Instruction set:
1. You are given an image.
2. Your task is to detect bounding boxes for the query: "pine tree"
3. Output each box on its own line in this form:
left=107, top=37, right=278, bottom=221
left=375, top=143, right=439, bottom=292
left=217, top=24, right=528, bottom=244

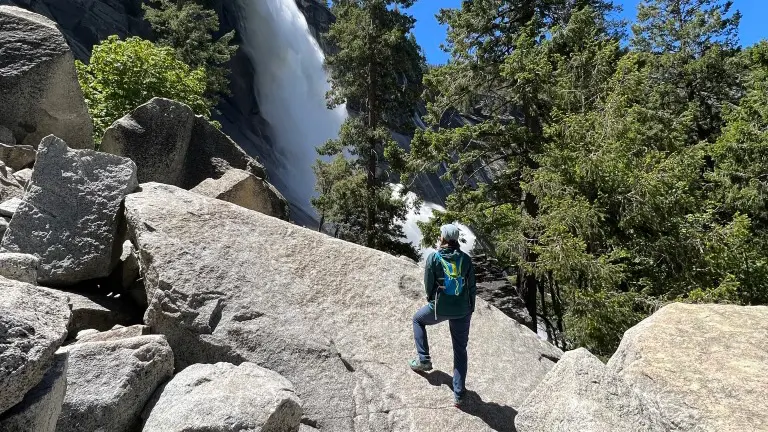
left=631, top=0, right=742, bottom=142
left=314, top=0, right=423, bottom=259
left=404, top=0, right=765, bottom=356
left=143, top=0, right=238, bottom=106
left=404, top=0, right=617, bottom=331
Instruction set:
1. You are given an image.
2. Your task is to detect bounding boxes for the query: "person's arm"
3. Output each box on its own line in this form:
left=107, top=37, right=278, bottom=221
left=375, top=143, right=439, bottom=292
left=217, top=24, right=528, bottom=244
left=424, top=252, right=436, bottom=301
left=467, top=256, right=477, bottom=312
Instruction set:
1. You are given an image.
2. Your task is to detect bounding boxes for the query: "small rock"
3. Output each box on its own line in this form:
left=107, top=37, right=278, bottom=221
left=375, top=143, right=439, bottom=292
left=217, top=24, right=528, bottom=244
left=12, top=168, right=32, bottom=189
left=101, top=98, right=194, bottom=186
left=0, top=143, right=35, bottom=170
left=1, top=135, right=138, bottom=285
left=56, top=335, right=174, bottom=432
left=0, top=277, right=71, bottom=414
left=0, top=6, right=94, bottom=149
left=0, top=352, right=68, bottom=432
left=75, top=324, right=150, bottom=344
left=142, top=362, right=302, bottom=432
left=191, top=168, right=289, bottom=220
left=0, top=252, right=39, bottom=284
left=0, top=124, right=15, bottom=145
left=0, top=197, right=23, bottom=217
left=75, top=329, right=99, bottom=340
left=0, top=161, right=23, bottom=202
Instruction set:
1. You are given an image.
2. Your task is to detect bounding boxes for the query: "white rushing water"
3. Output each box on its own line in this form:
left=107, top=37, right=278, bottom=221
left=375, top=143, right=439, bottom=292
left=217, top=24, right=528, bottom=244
left=236, top=0, right=475, bottom=257
left=236, top=0, right=347, bottom=214
left=396, top=186, right=477, bottom=261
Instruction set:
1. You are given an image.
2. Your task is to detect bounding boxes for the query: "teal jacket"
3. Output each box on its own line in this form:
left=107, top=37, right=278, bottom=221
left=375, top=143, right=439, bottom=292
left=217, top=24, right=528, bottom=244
left=424, top=246, right=476, bottom=318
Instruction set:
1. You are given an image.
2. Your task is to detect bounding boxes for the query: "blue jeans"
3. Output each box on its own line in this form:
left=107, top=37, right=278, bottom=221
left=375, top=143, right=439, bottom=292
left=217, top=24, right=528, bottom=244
left=412, top=304, right=472, bottom=397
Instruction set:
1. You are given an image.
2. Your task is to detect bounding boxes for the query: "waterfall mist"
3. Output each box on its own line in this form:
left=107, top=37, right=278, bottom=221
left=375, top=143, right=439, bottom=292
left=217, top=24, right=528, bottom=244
left=236, top=0, right=347, bottom=219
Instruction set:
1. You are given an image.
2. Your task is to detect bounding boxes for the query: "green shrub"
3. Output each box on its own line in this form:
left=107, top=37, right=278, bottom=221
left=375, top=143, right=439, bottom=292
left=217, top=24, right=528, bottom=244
left=76, top=36, right=212, bottom=144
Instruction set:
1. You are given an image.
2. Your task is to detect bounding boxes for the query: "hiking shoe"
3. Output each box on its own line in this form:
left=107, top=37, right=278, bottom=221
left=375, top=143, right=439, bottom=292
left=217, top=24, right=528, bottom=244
left=454, top=393, right=465, bottom=407
left=408, top=358, right=433, bottom=372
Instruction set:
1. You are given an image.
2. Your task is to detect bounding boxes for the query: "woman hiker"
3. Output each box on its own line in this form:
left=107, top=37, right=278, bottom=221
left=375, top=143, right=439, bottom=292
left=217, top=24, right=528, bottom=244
left=409, top=224, right=477, bottom=407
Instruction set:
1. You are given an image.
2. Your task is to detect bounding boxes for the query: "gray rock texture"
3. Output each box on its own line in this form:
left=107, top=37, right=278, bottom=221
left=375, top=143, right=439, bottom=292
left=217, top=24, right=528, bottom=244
left=11, top=168, right=31, bottom=189
left=0, top=143, right=35, bottom=170
left=56, top=335, right=174, bottom=432
left=74, top=329, right=99, bottom=340
left=191, top=168, right=289, bottom=220
left=0, top=196, right=22, bottom=217
left=74, top=324, right=150, bottom=344
left=188, top=112, right=267, bottom=184
left=1, top=135, right=138, bottom=285
left=101, top=97, right=194, bottom=187
left=142, top=362, right=302, bottom=432
left=0, top=252, right=39, bottom=284
left=515, top=348, right=667, bottom=432
left=64, top=291, right=139, bottom=336
left=125, top=183, right=562, bottom=431
left=0, top=6, right=93, bottom=149
left=0, top=216, right=9, bottom=236
left=0, top=124, right=15, bottom=144
left=607, top=302, right=768, bottom=432
left=0, top=0, right=151, bottom=61
left=101, top=98, right=266, bottom=189
left=0, top=277, right=70, bottom=414
left=0, top=352, right=68, bottom=432
left=0, top=161, right=23, bottom=202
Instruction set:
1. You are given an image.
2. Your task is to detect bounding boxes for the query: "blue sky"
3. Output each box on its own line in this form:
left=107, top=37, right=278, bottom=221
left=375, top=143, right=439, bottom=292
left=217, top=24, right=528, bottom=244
left=406, top=0, right=768, bottom=65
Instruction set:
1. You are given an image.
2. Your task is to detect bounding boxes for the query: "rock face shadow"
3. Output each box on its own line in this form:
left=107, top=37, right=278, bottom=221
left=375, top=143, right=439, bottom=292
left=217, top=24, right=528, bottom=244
left=414, top=369, right=518, bottom=432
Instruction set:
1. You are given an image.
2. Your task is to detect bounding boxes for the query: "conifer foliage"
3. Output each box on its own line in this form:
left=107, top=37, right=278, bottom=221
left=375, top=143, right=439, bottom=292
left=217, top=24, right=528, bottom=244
left=313, top=0, right=425, bottom=260
left=143, top=0, right=238, bottom=106
left=401, top=0, right=767, bottom=356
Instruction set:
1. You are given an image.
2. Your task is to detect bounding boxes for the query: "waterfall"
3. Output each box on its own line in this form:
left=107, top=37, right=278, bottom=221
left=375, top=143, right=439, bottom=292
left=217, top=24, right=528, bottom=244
left=235, top=0, right=347, bottom=218
left=235, top=0, right=475, bottom=258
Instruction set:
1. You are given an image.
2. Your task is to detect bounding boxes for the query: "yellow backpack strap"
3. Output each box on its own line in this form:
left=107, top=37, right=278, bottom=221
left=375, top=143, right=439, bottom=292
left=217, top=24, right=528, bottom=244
left=438, top=254, right=458, bottom=277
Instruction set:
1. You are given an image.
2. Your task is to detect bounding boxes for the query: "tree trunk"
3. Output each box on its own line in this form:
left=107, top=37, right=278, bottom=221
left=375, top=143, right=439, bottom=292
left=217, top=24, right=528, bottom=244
left=521, top=188, right=540, bottom=333
left=522, top=270, right=538, bottom=333
left=365, top=22, right=378, bottom=249
left=549, top=273, right=566, bottom=349
left=539, top=277, right=552, bottom=341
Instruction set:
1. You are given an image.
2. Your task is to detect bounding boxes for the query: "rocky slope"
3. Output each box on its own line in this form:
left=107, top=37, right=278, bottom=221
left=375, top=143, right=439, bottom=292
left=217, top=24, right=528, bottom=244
left=125, top=182, right=562, bottom=430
